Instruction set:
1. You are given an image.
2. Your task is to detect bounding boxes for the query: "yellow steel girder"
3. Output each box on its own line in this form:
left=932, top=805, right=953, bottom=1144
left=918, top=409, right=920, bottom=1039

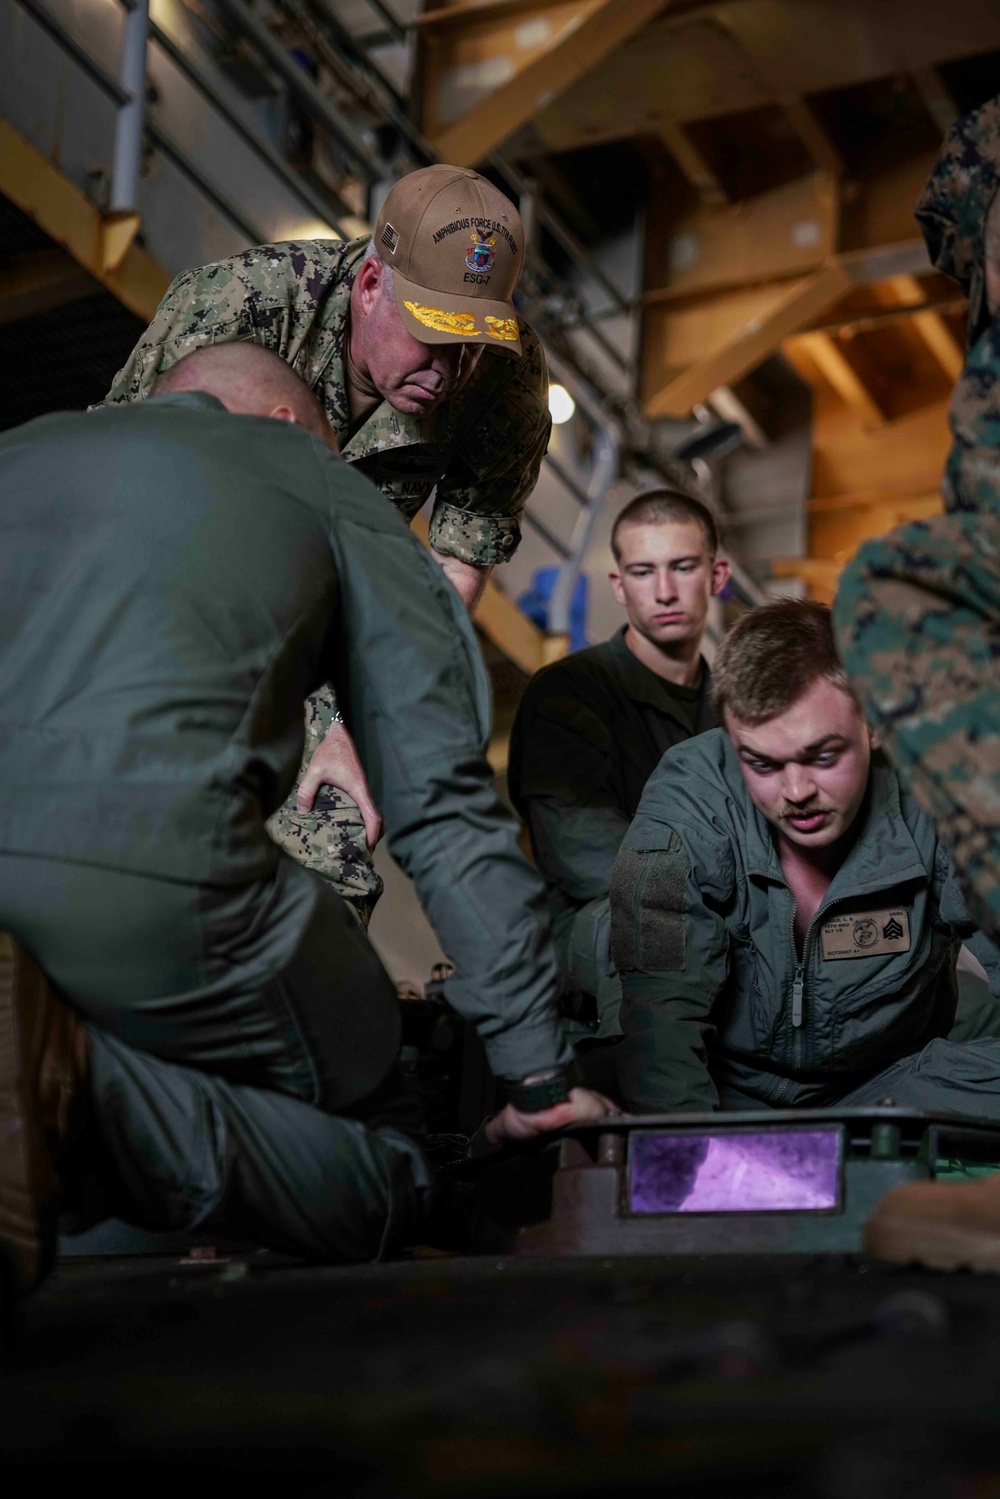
left=0, top=118, right=170, bottom=322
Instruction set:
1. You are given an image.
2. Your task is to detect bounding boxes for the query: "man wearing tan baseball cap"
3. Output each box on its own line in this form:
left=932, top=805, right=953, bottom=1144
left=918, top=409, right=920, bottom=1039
left=103, top=164, right=551, bottom=929
left=377, top=164, right=524, bottom=357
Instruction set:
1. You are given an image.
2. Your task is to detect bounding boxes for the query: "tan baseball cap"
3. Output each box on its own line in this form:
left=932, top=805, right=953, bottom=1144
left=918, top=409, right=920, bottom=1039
left=374, top=165, right=524, bottom=358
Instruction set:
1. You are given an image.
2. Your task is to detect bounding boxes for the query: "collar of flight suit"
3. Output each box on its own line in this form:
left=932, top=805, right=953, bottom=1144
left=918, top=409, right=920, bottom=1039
left=142, top=391, right=225, bottom=414
left=737, top=749, right=930, bottom=900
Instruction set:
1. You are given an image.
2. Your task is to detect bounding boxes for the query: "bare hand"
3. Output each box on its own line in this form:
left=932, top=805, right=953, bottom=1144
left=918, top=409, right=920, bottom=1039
left=430, top=547, right=491, bottom=612
left=295, top=719, right=383, bottom=850
left=483, top=1086, right=617, bottom=1150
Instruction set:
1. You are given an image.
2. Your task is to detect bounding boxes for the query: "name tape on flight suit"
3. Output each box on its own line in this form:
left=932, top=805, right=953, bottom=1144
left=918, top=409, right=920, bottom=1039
left=820, top=908, right=911, bottom=960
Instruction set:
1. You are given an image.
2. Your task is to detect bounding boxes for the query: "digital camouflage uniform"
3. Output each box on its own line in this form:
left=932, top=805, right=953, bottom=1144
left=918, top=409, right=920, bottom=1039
left=104, top=235, right=551, bottom=922
left=275, top=683, right=381, bottom=925
left=834, top=96, right=1000, bottom=944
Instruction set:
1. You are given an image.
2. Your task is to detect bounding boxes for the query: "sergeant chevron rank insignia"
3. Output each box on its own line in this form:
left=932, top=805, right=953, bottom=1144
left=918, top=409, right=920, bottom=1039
left=820, top=908, right=911, bottom=960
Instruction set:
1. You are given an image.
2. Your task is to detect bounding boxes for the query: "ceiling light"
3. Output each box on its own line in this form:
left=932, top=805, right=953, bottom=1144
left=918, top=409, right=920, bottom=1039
left=548, top=383, right=575, bottom=424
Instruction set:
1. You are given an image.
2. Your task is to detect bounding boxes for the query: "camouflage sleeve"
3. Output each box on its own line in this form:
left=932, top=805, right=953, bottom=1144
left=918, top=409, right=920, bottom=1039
left=944, top=318, right=1000, bottom=515
left=833, top=510, right=1000, bottom=944
left=103, top=259, right=265, bottom=404
left=102, top=241, right=350, bottom=406
left=265, top=683, right=382, bottom=930
left=428, top=324, right=551, bottom=568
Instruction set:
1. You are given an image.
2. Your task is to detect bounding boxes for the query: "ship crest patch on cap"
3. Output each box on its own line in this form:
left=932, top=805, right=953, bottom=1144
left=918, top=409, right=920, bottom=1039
left=465, top=228, right=496, bottom=274
left=380, top=222, right=400, bottom=255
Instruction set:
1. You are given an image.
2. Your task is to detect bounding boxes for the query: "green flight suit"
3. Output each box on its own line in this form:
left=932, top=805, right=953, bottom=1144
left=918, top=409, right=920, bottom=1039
left=611, top=729, right=1000, bottom=1116
left=102, top=235, right=552, bottom=921
left=0, top=394, right=571, bottom=1260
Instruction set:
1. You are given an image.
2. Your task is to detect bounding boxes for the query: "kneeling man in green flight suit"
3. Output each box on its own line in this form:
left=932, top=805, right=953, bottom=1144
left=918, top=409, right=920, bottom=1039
left=0, top=343, right=609, bottom=1301
left=611, top=597, right=1000, bottom=1116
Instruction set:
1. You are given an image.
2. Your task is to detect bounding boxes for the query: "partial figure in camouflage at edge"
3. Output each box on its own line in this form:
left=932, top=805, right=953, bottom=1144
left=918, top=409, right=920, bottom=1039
left=833, top=91, right=1000, bottom=942
left=103, top=165, right=550, bottom=925
left=832, top=94, right=1000, bottom=1272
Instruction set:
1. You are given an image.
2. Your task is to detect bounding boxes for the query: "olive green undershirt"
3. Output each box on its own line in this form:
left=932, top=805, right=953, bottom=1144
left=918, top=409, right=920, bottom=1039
left=621, top=631, right=704, bottom=736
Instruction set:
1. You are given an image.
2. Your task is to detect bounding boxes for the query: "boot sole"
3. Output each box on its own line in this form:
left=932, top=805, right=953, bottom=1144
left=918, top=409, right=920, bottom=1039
left=864, top=1210, right=1000, bottom=1274
left=0, top=935, right=58, bottom=1291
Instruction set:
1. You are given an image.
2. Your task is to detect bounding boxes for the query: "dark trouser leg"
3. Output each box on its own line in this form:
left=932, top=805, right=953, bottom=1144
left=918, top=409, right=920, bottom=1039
left=0, top=853, right=428, bottom=1260
left=88, top=1031, right=426, bottom=1260
left=834, top=513, right=1000, bottom=942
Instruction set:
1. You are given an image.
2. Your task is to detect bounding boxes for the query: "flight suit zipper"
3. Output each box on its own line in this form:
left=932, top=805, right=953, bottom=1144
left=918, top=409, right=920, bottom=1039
left=789, top=895, right=861, bottom=1073
left=787, top=891, right=805, bottom=1074
left=791, top=965, right=805, bottom=1027
left=752, top=869, right=877, bottom=1087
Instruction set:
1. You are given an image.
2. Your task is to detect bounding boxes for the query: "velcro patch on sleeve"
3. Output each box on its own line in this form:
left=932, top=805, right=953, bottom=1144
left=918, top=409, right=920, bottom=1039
left=610, top=836, right=688, bottom=973
left=610, top=849, right=646, bottom=973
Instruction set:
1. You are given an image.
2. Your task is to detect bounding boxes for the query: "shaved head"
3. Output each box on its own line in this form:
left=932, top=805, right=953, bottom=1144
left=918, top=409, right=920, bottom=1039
left=152, top=343, right=337, bottom=450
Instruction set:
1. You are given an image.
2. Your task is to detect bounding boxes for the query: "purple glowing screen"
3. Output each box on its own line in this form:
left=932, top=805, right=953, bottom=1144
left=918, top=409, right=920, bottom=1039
left=627, top=1128, right=842, bottom=1214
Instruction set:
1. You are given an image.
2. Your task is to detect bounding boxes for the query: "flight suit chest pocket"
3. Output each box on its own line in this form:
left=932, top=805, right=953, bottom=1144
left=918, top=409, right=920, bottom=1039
left=819, top=905, right=920, bottom=1027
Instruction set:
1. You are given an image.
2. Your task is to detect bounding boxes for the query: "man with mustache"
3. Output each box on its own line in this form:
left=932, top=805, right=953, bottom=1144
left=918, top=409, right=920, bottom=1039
left=610, top=598, right=1000, bottom=1115
left=103, top=165, right=548, bottom=927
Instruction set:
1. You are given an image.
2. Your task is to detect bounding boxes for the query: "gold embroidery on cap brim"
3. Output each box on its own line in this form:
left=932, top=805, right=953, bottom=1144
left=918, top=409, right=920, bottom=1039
left=403, top=301, right=482, bottom=336
left=485, top=315, right=518, bottom=342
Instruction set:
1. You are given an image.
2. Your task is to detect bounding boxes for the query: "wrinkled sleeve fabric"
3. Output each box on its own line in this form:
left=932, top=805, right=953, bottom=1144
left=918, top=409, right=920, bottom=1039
left=317, top=451, right=570, bottom=1082
left=526, top=799, right=630, bottom=907
left=512, top=682, right=630, bottom=905
left=611, top=819, right=732, bottom=1113
left=935, top=842, right=1000, bottom=999
left=427, top=325, right=551, bottom=567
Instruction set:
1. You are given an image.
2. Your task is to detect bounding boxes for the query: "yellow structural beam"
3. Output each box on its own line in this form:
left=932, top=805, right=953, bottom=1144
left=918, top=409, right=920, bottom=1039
left=421, top=0, right=667, bottom=167
left=771, top=555, right=844, bottom=592
left=643, top=171, right=840, bottom=307
left=531, top=0, right=996, bottom=155
left=0, top=119, right=170, bottom=322
left=0, top=246, right=101, bottom=326
left=643, top=263, right=851, bottom=420
left=888, top=273, right=964, bottom=384
left=790, top=332, right=888, bottom=430
left=640, top=143, right=943, bottom=419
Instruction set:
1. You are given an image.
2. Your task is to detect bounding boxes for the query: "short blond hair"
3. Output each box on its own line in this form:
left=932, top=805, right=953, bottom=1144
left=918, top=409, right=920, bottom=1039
left=711, top=599, right=857, bottom=726
left=611, top=488, right=719, bottom=563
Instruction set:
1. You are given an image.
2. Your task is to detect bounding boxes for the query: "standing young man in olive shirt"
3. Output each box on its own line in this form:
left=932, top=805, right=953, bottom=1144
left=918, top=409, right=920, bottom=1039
left=508, top=490, right=730, bottom=1051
